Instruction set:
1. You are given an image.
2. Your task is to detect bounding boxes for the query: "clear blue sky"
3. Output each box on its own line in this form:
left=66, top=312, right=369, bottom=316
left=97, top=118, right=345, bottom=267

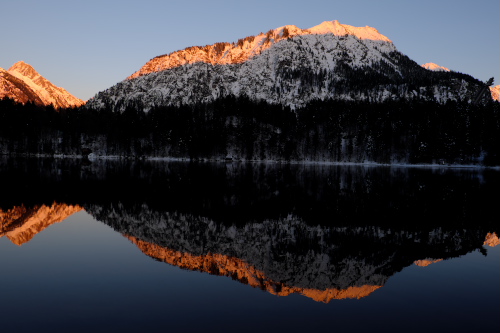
left=1, top=0, right=498, bottom=101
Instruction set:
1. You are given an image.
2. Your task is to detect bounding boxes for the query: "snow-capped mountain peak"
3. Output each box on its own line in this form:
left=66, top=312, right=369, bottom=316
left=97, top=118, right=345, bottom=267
left=9, top=60, right=40, bottom=80
left=307, top=20, right=392, bottom=42
left=421, top=62, right=450, bottom=72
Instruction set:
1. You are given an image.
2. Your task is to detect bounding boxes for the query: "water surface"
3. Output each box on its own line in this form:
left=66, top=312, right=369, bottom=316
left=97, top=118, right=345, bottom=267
left=1, top=158, right=498, bottom=332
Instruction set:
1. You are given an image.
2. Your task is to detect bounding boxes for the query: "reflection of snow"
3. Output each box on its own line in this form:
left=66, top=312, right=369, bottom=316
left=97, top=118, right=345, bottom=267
left=0, top=203, right=83, bottom=245
left=414, top=259, right=443, bottom=267
left=483, top=232, right=500, bottom=247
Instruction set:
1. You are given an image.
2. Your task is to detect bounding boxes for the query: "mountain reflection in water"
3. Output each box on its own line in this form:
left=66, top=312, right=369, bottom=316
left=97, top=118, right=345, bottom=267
left=0, top=157, right=498, bottom=303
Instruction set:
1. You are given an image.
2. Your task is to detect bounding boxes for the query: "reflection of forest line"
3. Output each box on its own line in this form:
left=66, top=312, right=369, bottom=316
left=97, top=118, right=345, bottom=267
left=1, top=157, right=499, bottom=228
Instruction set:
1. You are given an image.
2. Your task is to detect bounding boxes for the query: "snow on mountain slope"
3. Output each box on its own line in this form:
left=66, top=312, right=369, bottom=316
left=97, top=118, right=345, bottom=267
left=421, top=62, right=450, bottom=72
left=87, top=20, right=486, bottom=112
left=0, top=61, right=84, bottom=108
left=422, top=63, right=499, bottom=101
left=0, top=67, right=45, bottom=105
left=128, top=20, right=392, bottom=80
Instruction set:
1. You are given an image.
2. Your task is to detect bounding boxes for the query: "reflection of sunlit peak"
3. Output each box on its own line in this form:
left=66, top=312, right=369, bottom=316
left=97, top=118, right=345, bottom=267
left=414, top=259, right=443, bottom=267
left=125, top=235, right=382, bottom=303
left=299, top=285, right=382, bottom=302
left=483, top=233, right=500, bottom=247
left=0, top=203, right=83, bottom=246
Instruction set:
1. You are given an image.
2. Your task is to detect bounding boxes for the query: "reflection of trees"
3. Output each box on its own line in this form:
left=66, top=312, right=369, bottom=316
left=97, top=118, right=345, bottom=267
left=1, top=158, right=498, bottom=229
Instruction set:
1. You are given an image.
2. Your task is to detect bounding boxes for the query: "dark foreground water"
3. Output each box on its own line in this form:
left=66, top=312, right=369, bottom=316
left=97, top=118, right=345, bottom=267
left=0, top=158, right=499, bottom=333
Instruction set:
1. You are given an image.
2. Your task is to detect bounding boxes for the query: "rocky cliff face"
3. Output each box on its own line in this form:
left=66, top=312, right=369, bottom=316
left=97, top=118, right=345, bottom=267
left=0, top=61, right=84, bottom=108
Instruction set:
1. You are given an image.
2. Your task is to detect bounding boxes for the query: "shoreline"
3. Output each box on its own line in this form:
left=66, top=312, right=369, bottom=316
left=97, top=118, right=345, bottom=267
left=2, top=153, right=499, bottom=170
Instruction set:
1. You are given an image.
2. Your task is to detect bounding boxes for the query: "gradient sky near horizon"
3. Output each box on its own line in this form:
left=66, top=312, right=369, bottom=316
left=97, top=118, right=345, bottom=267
left=1, top=0, right=498, bottom=101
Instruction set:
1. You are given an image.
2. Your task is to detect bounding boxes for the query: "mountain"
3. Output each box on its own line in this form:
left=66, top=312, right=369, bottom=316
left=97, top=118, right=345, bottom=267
left=127, top=20, right=392, bottom=80
left=0, top=61, right=84, bottom=108
left=86, top=20, right=487, bottom=112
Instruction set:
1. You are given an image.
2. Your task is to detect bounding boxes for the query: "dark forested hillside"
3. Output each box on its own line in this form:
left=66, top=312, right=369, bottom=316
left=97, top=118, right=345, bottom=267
left=1, top=96, right=499, bottom=165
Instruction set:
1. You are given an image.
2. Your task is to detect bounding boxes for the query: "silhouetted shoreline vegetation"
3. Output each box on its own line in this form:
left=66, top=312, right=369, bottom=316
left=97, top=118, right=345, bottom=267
left=1, top=96, right=499, bottom=165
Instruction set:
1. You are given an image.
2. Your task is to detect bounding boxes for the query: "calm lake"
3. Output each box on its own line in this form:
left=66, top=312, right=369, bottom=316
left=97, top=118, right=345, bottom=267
left=1, top=158, right=499, bottom=333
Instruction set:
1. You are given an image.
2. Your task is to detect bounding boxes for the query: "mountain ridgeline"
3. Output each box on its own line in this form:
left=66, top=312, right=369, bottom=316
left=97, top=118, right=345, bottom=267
left=86, top=20, right=490, bottom=111
left=1, top=20, right=499, bottom=165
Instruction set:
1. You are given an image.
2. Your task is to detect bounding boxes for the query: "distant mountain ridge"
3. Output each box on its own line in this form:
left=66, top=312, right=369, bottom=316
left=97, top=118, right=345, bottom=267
left=0, top=61, right=84, bottom=108
left=420, top=62, right=498, bottom=101
left=86, top=20, right=490, bottom=112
